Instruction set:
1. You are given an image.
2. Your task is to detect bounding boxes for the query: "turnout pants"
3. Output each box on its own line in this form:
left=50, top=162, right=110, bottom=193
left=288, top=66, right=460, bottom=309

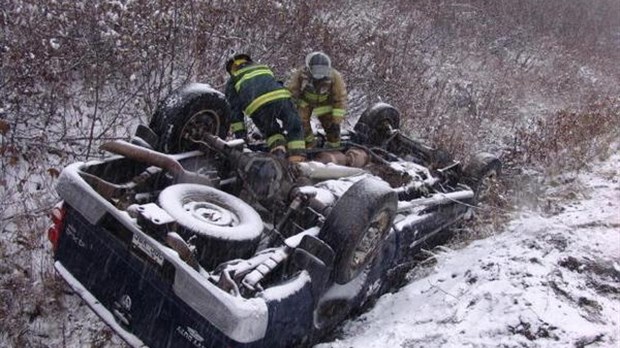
left=251, top=100, right=306, bottom=155
left=298, top=105, right=341, bottom=148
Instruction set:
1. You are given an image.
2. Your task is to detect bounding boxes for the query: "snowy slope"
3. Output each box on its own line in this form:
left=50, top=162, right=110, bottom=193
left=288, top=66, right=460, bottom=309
left=317, top=152, right=620, bottom=348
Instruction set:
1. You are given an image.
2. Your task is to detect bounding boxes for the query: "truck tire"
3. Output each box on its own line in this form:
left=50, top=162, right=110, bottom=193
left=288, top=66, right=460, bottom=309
left=353, top=103, right=400, bottom=146
left=158, top=184, right=263, bottom=269
left=463, top=152, right=502, bottom=203
left=150, top=84, right=230, bottom=153
left=319, top=177, right=398, bottom=284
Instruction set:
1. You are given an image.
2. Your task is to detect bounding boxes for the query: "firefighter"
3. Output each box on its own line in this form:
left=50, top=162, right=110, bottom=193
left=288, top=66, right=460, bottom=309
left=225, top=53, right=306, bottom=162
left=286, top=51, right=347, bottom=148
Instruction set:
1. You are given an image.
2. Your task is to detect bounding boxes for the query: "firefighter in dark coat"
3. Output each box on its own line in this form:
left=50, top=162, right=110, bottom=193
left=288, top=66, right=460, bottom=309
left=225, top=53, right=306, bottom=162
left=286, top=51, right=347, bottom=148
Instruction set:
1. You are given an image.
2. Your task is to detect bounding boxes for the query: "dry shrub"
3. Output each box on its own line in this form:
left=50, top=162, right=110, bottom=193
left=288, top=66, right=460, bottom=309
left=491, top=97, right=619, bottom=215
left=455, top=178, right=512, bottom=243
left=513, top=98, right=619, bottom=175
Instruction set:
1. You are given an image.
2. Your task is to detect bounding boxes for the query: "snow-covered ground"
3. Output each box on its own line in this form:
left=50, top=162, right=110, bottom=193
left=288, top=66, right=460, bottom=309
left=317, top=152, right=620, bottom=348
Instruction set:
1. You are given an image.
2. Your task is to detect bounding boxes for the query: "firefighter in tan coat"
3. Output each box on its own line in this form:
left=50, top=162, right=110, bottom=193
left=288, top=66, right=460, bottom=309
left=286, top=52, right=347, bottom=148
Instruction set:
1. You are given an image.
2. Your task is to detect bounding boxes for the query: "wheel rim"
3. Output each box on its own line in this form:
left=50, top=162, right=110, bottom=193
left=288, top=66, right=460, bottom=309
left=178, top=109, right=221, bottom=150
left=477, top=169, right=498, bottom=201
left=183, top=200, right=239, bottom=228
left=349, top=209, right=391, bottom=276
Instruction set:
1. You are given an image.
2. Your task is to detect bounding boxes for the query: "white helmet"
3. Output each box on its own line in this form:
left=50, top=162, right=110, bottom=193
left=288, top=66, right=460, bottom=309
left=305, top=51, right=332, bottom=79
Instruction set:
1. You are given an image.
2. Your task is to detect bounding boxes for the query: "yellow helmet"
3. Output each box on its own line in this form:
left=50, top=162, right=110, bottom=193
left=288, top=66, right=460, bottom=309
left=225, top=53, right=252, bottom=73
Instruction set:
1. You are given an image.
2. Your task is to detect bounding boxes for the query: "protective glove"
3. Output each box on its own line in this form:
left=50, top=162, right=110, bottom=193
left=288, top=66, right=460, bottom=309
left=269, top=145, right=287, bottom=159
left=234, top=130, right=248, bottom=140
left=319, top=115, right=333, bottom=130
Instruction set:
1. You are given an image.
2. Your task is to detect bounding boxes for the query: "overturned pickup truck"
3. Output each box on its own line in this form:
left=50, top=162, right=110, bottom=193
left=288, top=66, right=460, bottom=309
left=48, top=84, right=501, bottom=348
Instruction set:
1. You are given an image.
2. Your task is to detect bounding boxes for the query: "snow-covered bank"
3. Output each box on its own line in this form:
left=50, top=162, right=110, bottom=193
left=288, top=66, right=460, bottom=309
left=317, top=153, right=620, bottom=348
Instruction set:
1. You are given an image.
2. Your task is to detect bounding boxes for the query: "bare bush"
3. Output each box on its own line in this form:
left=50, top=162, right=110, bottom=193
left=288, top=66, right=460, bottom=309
left=512, top=98, right=620, bottom=174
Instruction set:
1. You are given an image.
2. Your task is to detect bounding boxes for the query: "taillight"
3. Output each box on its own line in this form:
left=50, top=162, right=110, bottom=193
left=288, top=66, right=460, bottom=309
left=47, top=202, right=66, bottom=252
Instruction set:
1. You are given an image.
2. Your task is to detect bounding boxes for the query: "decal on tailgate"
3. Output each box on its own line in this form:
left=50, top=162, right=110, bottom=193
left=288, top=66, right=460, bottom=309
left=65, top=224, right=88, bottom=249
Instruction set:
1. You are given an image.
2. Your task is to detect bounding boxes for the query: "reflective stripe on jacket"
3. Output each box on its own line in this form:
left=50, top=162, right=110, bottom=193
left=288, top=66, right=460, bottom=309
left=226, top=63, right=292, bottom=131
left=286, top=67, right=347, bottom=119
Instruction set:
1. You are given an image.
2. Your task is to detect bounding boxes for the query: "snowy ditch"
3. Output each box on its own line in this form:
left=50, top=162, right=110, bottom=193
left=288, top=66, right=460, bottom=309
left=317, top=153, right=619, bottom=348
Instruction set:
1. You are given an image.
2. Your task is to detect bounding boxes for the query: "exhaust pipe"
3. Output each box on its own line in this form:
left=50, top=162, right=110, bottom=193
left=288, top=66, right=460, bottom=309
left=100, top=140, right=216, bottom=186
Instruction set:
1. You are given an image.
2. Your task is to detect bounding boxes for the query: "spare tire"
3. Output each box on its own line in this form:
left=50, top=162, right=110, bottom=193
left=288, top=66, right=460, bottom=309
left=318, top=177, right=398, bottom=284
left=158, top=184, right=263, bottom=269
left=150, top=83, right=230, bottom=153
left=353, top=103, right=401, bottom=146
